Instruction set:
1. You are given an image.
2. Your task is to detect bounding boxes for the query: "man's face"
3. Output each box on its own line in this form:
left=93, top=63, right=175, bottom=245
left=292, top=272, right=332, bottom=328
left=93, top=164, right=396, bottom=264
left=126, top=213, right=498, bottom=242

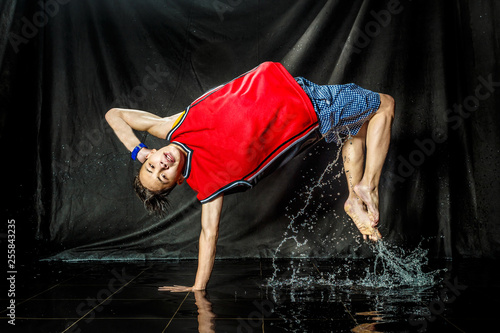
left=139, top=144, right=186, bottom=191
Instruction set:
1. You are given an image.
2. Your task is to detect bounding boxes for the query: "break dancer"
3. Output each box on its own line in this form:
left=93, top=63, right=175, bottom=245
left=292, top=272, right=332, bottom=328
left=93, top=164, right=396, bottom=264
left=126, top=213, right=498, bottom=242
left=105, top=62, right=395, bottom=292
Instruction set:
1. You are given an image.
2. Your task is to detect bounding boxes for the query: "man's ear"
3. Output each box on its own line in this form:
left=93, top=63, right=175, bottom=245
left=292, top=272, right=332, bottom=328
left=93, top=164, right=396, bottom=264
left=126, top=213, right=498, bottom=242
left=145, top=149, right=157, bottom=159
left=138, top=148, right=155, bottom=164
left=177, top=175, right=185, bottom=185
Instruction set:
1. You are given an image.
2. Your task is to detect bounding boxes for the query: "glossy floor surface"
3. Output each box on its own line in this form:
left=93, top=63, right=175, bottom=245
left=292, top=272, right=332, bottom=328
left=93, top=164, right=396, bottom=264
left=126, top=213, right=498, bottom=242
left=1, top=258, right=497, bottom=332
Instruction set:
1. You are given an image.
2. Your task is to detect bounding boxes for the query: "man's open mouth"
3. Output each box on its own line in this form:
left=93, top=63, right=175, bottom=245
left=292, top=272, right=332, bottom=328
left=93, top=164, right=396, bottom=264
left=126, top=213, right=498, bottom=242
left=165, top=152, right=175, bottom=164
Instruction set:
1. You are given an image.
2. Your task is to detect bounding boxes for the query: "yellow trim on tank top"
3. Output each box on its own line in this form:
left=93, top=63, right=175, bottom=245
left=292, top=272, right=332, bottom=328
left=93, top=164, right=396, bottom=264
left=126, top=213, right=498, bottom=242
left=172, top=110, right=186, bottom=128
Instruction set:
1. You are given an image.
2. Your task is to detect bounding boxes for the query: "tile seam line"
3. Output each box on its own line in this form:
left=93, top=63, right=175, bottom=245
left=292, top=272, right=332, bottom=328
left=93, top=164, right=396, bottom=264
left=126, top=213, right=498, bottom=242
left=316, top=260, right=358, bottom=326
left=340, top=298, right=358, bottom=326
left=416, top=300, right=467, bottom=333
left=439, top=315, right=467, bottom=333
left=60, top=267, right=150, bottom=333
left=0, top=266, right=96, bottom=314
left=311, top=260, right=321, bottom=275
left=162, top=291, right=191, bottom=332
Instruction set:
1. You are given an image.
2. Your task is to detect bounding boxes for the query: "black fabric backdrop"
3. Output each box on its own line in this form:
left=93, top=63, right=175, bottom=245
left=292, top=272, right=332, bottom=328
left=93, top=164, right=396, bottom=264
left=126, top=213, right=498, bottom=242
left=2, top=0, right=500, bottom=261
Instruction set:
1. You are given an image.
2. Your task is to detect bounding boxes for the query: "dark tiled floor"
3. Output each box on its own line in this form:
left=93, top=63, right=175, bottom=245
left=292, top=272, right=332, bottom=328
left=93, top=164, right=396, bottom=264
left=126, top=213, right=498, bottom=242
left=1, top=258, right=498, bottom=332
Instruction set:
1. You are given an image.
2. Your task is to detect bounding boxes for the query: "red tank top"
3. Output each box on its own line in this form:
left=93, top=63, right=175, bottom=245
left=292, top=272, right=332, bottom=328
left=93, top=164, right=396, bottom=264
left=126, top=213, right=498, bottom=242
left=167, top=62, right=319, bottom=203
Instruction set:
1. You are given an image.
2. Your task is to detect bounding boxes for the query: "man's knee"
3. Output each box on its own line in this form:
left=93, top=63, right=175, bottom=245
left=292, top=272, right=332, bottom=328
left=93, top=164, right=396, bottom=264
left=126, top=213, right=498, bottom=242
left=378, top=93, right=395, bottom=120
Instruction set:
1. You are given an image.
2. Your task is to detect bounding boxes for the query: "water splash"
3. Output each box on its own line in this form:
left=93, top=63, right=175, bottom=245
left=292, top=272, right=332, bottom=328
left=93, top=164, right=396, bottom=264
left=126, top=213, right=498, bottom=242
left=268, top=240, right=444, bottom=290
left=268, top=140, right=444, bottom=292
left=269, top=142, right=344, bottom=285
left=264, top=139, right=448, bottom=333
left=357, top=240, right=443, bottom=289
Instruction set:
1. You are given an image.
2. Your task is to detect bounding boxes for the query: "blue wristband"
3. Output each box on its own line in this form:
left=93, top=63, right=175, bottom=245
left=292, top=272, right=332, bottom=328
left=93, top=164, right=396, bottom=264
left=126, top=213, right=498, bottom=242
left=131, top=143, right=147, bottom=160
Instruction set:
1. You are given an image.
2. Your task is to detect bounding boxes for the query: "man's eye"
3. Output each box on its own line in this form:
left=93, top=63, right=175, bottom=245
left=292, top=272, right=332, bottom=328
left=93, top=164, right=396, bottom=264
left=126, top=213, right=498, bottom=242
left=149, top=163, right=154, bottom=169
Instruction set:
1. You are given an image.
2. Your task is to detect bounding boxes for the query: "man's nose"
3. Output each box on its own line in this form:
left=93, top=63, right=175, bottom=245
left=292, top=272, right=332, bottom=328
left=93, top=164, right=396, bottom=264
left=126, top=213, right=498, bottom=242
left=159, top=161, right=169, bottom=169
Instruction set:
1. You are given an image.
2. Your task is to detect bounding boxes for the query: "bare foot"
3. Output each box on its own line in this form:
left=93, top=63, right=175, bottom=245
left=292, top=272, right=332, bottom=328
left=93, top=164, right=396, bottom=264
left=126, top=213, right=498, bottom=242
left=353, top=183, right=380, bottom=227
left=344, top=196, right=382, bottom=241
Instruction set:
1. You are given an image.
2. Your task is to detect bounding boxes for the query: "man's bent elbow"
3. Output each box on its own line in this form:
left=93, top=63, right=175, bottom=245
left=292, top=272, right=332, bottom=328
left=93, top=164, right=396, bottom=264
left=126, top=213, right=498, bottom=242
left=105, top=108, right=118, bottom=121
left=105, top=108, right=123, bottom=127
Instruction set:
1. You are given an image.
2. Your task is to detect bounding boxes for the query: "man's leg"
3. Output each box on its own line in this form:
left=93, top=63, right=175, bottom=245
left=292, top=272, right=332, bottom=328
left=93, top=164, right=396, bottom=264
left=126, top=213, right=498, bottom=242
left=342, top=123, right=382, bottom=241
left=354, top=93, right=395, bottom=227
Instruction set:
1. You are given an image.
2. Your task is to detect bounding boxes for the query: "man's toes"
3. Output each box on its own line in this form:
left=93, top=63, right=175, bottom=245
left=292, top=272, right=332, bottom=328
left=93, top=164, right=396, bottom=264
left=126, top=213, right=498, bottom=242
left=368, top=211, right=380, bottom=225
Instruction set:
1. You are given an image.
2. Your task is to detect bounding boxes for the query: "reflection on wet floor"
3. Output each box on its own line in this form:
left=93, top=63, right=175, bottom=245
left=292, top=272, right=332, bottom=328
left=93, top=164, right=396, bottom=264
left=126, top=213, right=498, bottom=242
left=0, top=258, right=496, bottom=332
left=352, top=311, right=384, bottom=333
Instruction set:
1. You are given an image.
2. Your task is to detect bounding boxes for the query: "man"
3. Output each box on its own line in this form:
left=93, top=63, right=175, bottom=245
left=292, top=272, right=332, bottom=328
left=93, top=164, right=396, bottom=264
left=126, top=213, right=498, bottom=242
left=105, top=62, right=395, bottom=292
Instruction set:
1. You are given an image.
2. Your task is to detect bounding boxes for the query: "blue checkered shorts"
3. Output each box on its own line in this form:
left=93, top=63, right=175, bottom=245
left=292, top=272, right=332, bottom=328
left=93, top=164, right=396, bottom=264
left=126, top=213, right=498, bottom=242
left=295, top=77, right=381, bottom=144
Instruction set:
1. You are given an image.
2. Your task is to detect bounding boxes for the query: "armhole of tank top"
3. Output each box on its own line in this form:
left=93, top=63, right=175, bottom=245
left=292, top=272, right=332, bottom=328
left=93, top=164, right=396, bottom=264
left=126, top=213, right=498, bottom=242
left=166, top=107, right=189, bottom=140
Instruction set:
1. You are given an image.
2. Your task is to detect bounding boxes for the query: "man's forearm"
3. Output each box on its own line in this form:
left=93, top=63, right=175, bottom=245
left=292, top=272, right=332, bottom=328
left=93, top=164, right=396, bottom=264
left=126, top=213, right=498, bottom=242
left=193, top=196, right=224, bottom=290
left=105, top=108, right=178, bottom=151
left=105, top=109, right=141, bottom=151
left=193, top=230, right=218, bottom=290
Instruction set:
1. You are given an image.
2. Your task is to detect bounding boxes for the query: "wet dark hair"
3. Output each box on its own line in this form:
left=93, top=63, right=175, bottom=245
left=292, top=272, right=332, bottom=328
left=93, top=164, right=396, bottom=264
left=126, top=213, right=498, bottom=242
left=133, top=174, right=176, bottom=216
